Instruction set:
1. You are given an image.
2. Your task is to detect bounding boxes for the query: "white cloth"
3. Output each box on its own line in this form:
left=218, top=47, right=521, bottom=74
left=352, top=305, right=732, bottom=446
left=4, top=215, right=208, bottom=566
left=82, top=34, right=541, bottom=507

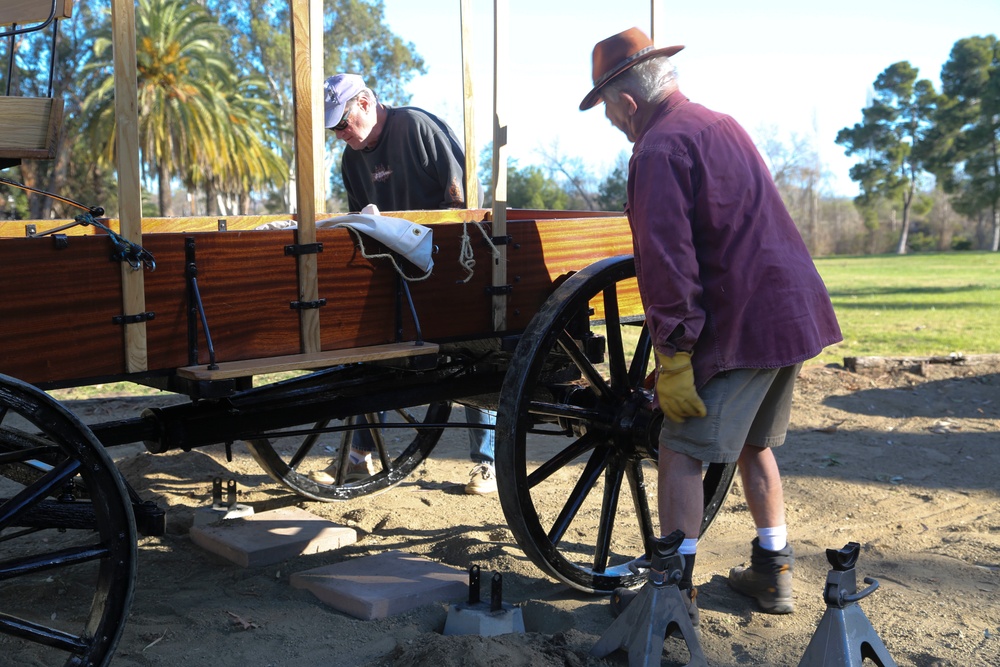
left=318, top=204, right=433, bottom=273
left=254, top=205, right=434, bottom=273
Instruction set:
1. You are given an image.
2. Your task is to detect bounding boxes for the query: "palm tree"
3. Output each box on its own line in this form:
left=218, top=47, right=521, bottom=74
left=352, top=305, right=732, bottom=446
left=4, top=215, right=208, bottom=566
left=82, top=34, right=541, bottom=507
left=81, top=0, right=284, bottom=215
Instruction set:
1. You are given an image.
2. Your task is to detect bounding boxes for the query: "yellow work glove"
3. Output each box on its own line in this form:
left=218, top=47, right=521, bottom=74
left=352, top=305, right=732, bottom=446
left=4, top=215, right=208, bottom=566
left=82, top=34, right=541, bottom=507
left=654, top=350, right=707, bottom=424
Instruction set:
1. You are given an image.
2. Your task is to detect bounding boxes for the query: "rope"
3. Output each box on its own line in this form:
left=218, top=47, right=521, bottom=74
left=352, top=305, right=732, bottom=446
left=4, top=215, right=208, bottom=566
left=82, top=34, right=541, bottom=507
left=0, top=176, right=155, bottom=271
left=343, top=227, right=431, bottom=282
left=458, top=220, right=501, bottom=283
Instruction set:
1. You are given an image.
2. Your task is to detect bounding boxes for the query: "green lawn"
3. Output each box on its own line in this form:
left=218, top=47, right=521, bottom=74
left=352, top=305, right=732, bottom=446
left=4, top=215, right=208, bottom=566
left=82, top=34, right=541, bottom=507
left=812, top=252, right=1000, bottom=367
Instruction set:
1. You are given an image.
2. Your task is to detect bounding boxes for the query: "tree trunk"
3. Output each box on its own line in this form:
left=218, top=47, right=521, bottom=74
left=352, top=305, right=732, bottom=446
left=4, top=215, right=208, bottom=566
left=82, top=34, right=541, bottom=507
left=992, top=209, right=999, bottom=252
left=158, top=166, right=172, bottom=216
left=895, top=182, right=915, bottom=255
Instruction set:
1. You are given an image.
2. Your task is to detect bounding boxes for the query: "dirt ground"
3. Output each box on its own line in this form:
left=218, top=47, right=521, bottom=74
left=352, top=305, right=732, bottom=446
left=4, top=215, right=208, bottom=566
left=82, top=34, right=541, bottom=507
left=59, top=359, right=1000, bottom=666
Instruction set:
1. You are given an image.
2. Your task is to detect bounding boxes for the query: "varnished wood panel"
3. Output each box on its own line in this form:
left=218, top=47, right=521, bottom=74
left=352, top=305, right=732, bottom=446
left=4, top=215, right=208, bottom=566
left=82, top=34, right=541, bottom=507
left=0, top=213, right=637, bottom=387
left=0, top=236, right=125, bottom=384
left=141, top=231, right=303, bottom=371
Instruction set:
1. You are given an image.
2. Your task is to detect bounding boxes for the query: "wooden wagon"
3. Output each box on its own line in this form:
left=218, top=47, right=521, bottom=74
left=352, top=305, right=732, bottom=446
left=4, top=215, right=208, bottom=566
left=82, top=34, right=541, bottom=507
left=0, top=2, right=735, bottom=665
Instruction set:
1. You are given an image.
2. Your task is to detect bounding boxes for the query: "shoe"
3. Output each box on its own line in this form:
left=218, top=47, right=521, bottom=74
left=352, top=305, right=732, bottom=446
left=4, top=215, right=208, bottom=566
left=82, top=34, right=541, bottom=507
left=464, top=463, right=497, bottom=495
left=309, top=457, right=377, bottom=485
left=610, top=585, right=700, bottom=636
left=727, top=537, right=795, bottom=614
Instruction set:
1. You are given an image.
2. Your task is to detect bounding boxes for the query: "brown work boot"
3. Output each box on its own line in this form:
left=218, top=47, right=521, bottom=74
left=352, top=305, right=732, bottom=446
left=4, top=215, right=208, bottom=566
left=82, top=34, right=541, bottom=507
left=728, top=537, right=794, bottom=614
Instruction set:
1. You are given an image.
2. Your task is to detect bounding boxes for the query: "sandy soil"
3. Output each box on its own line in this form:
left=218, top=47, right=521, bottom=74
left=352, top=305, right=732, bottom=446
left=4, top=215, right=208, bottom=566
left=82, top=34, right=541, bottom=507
left=50, top=360, right=1000, bottom=666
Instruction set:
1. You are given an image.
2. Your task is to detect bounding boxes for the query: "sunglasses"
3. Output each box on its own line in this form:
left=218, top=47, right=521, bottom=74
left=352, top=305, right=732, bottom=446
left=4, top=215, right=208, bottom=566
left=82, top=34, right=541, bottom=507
left=330, top=99, right=356, bottom=132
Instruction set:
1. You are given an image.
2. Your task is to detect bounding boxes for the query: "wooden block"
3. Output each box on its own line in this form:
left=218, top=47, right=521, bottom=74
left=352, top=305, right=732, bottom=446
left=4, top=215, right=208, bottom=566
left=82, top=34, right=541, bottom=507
left=189, top=506, right=357, bottom=568
left=290, top=550, right=469, bottom=620
left=0, top=0, right=73, bottom=26
left=0, top=97, right=63, bottom=159
left=176, top=342, right=439, bottom=381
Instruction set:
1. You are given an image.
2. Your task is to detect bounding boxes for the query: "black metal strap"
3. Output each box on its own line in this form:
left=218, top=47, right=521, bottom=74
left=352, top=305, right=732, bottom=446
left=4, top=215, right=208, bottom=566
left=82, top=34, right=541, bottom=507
left=284, top=243, right=323, bottom=256
left=112, top=312, right=155, bottom=325
left=290, top=299, right=326, bottom=310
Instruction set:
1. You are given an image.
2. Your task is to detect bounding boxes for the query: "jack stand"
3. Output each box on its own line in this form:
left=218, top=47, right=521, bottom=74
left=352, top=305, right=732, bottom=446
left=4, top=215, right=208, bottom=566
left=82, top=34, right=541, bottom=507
left=591, top=530, right=706, bottom=667
left=798, top=542, right=897, bottom=667
left=193, top=477, right=254, bottom=527
left=443, top=565, right=525, bottom=637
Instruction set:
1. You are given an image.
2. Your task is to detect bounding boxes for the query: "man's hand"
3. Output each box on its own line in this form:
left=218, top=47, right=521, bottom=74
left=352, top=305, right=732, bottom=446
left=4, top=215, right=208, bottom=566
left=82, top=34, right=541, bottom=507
left=654, top=351, right=706, bottom=423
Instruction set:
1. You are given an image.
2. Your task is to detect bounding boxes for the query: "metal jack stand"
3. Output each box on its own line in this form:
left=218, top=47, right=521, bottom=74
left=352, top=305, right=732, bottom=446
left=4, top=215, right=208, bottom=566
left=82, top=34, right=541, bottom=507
left=798, top=542, right=897, bottom=667
left=592, top=530, right=706, bottom=667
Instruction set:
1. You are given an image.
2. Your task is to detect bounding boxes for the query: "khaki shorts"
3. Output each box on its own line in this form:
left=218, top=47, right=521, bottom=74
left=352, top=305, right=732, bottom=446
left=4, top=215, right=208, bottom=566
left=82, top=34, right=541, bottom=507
left=659, top=364, right=802, bottom=464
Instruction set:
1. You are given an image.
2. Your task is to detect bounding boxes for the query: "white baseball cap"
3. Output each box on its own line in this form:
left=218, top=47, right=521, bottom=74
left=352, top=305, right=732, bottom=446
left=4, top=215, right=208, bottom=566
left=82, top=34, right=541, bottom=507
left=323, top=73, right=365, bottom=129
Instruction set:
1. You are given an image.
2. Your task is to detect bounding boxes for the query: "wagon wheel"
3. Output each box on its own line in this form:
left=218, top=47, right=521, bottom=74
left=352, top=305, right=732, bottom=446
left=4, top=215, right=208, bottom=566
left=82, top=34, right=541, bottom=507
left=0, top=374, right=136, bottom=667
left=246, top=401, right=452, bottom=501
left=496, top=256, right=736, bottom=594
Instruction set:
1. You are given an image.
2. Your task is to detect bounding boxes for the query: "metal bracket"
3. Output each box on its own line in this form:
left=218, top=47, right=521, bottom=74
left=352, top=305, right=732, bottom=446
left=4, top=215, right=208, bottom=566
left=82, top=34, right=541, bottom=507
left=490, top=234, right=512, bottom=246
left=284, top=242, right=323, bottom=256
left=113, top=311, right=155, bottom=325
left=485, top=285, right=513, bottom=295
left=290, top=299, right=326, bottom=310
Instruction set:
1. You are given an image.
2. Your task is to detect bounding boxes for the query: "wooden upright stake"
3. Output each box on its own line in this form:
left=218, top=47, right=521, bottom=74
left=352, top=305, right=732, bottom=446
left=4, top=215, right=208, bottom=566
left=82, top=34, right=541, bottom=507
left=490, top=0, right=508, bottom=332
left=111, top=0, right=146, bottom=373
left=289, top=0, right=324, bottom=354
left=460, top=0, right=478, bottom=209
left=650, top=0, right=662, bottom=44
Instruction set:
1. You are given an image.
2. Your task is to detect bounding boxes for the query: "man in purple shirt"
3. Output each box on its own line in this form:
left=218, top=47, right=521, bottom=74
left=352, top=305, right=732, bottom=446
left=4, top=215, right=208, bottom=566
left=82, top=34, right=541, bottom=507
left=580, top=28, right=842, bottom=627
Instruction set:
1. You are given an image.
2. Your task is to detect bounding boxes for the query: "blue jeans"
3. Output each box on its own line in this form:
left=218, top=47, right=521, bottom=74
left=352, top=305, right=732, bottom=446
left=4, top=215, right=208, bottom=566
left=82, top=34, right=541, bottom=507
left=465, top=406, right=495, bottom=465
left=351, top=405, right=495, bottom=464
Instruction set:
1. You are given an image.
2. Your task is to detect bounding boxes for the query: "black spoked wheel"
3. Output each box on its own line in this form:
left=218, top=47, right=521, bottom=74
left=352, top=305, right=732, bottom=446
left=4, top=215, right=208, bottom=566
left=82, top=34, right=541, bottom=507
left=496, top=256, right=736, bottom=594
left=246, top=402, right=452, bottom=501
left=0, top=374, right=136, bottom=667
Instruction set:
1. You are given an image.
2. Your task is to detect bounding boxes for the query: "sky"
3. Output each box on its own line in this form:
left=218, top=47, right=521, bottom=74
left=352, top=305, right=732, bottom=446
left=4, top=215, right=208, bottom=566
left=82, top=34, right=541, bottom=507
left=376, top=0, right=1000, bottom=198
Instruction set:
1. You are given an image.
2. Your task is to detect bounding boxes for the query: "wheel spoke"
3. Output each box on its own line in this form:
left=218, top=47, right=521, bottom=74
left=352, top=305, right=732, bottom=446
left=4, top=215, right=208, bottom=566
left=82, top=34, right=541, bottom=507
left=288, top=419, right=330, bottom=469
left=628, top=322, right=653, bottom=388
left=0, top=612, right=89, bottom=654
left=0, top=458, right=81, bottom=532
left=556, top=330, right=613, bottom=400
left=602, top=283, right=628, bottom=393
left=526, top=400, right=602, bottom=424
left=525, top=429, right=600, bottom=489
left=625, top=459, right=656, bottom=556
left=591, top=453, right=627, bottom=573
left=547, top=446, right=611, bottom=546
left=0, top=542, right=110, bottom=582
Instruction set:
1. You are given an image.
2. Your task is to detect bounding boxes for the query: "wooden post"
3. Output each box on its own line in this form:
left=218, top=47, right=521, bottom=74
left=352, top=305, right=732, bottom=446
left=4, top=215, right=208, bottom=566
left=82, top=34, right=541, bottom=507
left=289, top=0, right=324, bottom=354
left=111, top=0, right=146, bottom=373
left=490, top=0, right=508, bottom=332
left=650, top=0, right=661, bottom=44
left=460, top=0, right=478, bottom=209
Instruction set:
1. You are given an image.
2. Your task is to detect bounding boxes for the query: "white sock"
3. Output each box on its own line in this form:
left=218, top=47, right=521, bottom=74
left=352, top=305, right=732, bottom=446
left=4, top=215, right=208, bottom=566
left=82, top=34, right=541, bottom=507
left=677, top=537, right=698, bottom=556
left=349, top=450, right=373, bottom=464
left=757, top=525, right=787, bottom=552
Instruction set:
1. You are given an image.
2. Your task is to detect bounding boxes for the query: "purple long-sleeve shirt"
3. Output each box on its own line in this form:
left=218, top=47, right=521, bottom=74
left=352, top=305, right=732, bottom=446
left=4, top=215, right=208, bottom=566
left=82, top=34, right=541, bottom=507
left=626, top=90, right=842, bottom=388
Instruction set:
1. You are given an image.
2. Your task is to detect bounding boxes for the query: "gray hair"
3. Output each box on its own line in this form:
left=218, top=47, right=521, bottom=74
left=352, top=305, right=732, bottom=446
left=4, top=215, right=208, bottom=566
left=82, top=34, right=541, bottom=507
left=602, top=56, right=677, bottom=104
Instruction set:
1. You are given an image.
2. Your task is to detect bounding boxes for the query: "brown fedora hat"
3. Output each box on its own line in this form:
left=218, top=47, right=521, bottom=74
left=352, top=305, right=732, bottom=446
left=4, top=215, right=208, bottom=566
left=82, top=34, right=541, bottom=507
left=579, top=27, right=683, bottom=110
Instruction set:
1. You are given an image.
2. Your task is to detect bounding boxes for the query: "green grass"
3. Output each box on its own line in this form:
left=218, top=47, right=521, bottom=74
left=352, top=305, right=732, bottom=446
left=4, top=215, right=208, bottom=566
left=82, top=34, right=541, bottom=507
left=812, top=251, right=1000, bottom=367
